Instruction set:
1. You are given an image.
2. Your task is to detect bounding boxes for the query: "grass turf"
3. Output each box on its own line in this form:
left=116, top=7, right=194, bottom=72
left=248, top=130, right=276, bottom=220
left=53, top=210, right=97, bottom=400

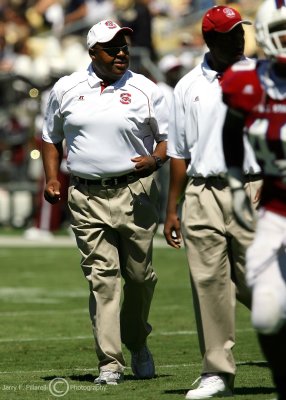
left=0, top=245, right=275, bottom=399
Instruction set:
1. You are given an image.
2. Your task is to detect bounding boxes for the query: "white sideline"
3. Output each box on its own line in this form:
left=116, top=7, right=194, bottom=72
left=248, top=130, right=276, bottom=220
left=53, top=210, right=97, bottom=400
left=0, top=235, right=168, bottom=248
left=0, top=328, right=254, bottom=343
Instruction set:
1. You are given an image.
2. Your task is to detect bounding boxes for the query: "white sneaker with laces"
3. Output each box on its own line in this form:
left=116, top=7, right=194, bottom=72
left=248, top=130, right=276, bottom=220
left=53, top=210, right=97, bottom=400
left=131, top=345, right=155, bottom=379
left=94, top=370, right=123, bottom=385
left=185, top=374, right=233, bottom=399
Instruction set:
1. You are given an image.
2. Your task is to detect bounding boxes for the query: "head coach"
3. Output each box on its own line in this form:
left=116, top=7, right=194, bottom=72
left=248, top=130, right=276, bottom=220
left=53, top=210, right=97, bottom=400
left=41, top=19, right=169, bottom=385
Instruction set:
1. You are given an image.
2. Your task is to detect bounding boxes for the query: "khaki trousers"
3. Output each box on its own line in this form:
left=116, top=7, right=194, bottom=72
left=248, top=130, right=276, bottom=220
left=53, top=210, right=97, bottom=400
left=181, top=176, right=262, bottom=381
left=68, top=176, right=159, bottom=372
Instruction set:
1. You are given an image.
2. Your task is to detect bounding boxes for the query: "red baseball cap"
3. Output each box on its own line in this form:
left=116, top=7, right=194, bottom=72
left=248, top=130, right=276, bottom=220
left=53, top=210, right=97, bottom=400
left=202, top=6, right=252, bottom=33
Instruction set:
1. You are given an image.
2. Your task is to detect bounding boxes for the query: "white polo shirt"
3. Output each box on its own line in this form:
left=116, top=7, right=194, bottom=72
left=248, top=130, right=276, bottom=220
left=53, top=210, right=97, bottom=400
left=167, top=53, right=260, bottom=177
left=42, top=64, right=168, bottom=179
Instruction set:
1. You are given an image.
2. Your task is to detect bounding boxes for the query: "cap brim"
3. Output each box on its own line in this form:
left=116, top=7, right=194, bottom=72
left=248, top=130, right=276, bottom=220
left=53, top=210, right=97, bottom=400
left=225, top=19, right=252, bottom=32
left=97, top=27, right=133, bottom=44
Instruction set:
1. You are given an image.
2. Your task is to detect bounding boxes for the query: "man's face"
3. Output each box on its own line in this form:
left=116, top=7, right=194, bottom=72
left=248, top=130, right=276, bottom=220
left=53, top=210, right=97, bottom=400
left=89, top=32, right=129, bottom=82
left=209, top=24, right=245, bottom=71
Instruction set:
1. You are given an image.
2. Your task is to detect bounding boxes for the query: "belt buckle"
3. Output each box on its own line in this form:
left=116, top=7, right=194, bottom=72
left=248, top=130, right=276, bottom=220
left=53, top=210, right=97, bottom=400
left=126, top=174, right=134, bottom=183
left=101, top=178, right=111, bottom=187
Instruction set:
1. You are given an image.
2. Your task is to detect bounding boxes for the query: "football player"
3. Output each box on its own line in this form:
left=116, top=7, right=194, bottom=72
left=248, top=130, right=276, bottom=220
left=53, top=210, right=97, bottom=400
left=222, top=0, right=286, bottom=399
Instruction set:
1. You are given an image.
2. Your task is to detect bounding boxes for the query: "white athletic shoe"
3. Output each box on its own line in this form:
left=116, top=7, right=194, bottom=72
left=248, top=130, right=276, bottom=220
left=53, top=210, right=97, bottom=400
left=23, top=227, right=54, bottom=241
left=94, top=370, right=123, bottom=385
left=131, top=345, right=155, bottom=379
left=185, top=374, right=233, bottom=399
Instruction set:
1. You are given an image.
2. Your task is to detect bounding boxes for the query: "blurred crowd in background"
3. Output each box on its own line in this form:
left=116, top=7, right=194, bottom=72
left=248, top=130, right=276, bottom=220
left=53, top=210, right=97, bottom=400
left=0, top=0, right=263, bottom=237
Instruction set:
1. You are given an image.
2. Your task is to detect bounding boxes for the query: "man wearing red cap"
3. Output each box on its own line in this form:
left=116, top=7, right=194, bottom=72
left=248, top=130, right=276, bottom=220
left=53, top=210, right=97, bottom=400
left=164, top=5, right=262, bottom=399
left=222, top=0, right=286, bottom=398
left=41, top=19, right=169, bottom=385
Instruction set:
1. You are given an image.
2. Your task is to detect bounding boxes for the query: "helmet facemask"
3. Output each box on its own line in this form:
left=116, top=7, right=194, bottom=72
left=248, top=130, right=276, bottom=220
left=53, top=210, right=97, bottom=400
left=255, top=0, right=286, bottom=62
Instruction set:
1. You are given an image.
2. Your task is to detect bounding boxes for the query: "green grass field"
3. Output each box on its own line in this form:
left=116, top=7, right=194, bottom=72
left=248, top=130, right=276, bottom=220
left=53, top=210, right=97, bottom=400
left=0, top=241, right=275, bottom=400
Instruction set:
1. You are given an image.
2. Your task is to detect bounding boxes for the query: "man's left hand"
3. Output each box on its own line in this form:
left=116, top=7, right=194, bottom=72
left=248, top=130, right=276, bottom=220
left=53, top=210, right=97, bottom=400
left=131, top=156, right=157, bottom=177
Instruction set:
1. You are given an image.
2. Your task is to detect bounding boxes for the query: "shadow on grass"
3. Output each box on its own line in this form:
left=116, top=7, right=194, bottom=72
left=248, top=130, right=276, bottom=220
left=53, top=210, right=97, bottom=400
left=42, top=373, right=171, bottom=382
left=234, top=387, right=275, bottom=396
left=164, top=387, right=275, bottom=396
left=237, top=360, right=268, bottom=368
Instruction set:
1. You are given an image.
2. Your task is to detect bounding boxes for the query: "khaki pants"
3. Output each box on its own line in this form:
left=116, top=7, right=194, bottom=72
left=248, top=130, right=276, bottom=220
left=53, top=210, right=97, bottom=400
left=68, top=176, right=159, bottom=372
left=181, top=176, right=262, bottom=381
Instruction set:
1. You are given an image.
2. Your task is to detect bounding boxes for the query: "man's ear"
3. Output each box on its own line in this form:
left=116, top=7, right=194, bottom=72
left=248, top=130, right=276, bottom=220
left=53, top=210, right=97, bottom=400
left=89, top=49, right=95, bottom=59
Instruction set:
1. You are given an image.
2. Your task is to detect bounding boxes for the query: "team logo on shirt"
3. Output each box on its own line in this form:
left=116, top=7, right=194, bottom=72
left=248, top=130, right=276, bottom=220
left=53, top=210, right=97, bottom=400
left=78, top=95, right=85, bottom=101
left=120, top=93, right=131, bottom=104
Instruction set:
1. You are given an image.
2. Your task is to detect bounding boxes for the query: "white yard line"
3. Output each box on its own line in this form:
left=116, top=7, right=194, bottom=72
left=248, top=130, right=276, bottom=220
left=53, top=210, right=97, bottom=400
left=0, top=360, right=265, bottom=375
left=0, top=309, right=87, bottom=317
left=0, top=365, right=196, bottom=375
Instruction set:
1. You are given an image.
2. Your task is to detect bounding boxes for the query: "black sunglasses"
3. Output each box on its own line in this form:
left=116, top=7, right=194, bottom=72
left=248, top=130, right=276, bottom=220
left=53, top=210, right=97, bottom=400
left=94, top=44, right=129, bottom=57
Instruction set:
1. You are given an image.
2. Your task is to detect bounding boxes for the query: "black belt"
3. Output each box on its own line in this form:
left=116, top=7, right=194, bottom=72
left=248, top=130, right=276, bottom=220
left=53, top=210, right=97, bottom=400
left=74, top=173, right=139, bottom=188
left=244, top=174, right=263, bottom=182
left=192, top=174, right=262, bottom=183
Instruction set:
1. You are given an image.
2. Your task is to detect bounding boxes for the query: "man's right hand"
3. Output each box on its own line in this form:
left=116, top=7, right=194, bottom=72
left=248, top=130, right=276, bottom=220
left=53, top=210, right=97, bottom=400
left=274, top=159, right=286, bottom=183
left=232, top=187, right=255, bottom=232
left=227, top=166, right=256, bottom=232
left=44, top=179, right=61, bottom=204
left=164, top=212, right=182, bottom=249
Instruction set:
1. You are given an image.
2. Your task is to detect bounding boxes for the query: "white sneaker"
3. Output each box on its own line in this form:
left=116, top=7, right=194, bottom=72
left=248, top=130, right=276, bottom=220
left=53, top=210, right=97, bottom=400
left=23, top=227, right=54, bottom=241
left=131, top=345, right=155, bottom=379
left=94, top=370, right=123, bottom=385
left=185, top=374, right=233, bottom=399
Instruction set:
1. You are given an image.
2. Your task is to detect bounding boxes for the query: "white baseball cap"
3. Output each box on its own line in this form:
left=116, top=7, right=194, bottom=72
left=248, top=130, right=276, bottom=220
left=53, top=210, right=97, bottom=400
left=158, top=54, right=183, bottom=73
left=87, top=20, right=133, bottom=49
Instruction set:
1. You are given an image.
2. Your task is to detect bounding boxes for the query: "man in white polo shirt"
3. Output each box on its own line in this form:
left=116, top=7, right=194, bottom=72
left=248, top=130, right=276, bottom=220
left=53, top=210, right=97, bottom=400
left=164, top=6, right=262, bottom=399
left=41, top=19, right=168, bottom=385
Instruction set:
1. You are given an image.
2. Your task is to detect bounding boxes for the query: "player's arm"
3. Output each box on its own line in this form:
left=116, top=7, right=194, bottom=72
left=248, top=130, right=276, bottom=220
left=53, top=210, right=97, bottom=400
left=42, top=140, right=63, bottom=204
left=164, top=157, right=189, bottom=249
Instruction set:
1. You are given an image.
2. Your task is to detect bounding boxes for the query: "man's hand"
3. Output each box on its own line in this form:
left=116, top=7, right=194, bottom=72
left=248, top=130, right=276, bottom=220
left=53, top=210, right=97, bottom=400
left=227, top=167, right=256, bottom=232
left=164, top=212, right=182, bottom=249
left=232, top=187, right=255, bottom=232
left=44, top=179, right=61, bottom=204
left=131, top=155, right=157, bottom=177
left=274, top=159, right=286, bottom=183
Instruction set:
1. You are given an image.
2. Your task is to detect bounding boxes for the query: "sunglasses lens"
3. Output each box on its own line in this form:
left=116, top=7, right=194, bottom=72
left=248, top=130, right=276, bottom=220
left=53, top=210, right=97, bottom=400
left=106, top=48, right=119, bottom=56
left=105, top=46, right=129, bottom=56
left=121, top=45, right=129, bottom=54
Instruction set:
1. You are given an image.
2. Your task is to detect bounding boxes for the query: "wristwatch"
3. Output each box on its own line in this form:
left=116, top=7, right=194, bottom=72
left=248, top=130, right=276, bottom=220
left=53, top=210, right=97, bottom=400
left=152, top=155, right=163, bottom=170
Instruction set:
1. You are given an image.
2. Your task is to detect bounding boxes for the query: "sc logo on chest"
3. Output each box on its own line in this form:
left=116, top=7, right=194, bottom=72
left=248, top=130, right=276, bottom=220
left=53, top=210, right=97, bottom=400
left=120, top=93, right=131, bottom=104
